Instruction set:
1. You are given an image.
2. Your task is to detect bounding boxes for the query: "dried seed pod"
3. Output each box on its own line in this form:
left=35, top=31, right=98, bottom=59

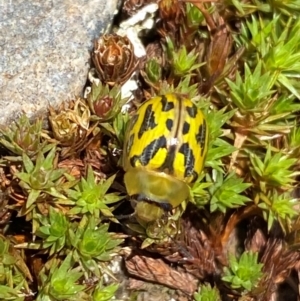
left=92, top=34, right=139, bottom=86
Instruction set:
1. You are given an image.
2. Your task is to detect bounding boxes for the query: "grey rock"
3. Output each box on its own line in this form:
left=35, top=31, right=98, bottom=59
left=0, top=0, right=119, bottom=125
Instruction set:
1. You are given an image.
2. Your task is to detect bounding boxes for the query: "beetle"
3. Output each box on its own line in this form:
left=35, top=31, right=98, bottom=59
left=123, top=93, right=208, bottom=220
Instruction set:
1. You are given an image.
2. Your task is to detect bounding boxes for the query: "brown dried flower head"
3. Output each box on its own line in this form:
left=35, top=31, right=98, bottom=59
left=158, top=0, right=185, bottom=35
left=49, top=99, right=90, bottom=147
left=92, top=34, right=138, bottom=86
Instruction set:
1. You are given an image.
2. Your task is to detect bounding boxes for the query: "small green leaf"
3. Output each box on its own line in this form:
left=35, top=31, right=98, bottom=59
left=208, top=171, right=251, bottom=213
left=26, top=189, right=41, bottom=208
left=222, top=251, right=263, bottom=292
left=194, top=283, right=221, bottom=301
left=93, top=281, right=119, bottom=301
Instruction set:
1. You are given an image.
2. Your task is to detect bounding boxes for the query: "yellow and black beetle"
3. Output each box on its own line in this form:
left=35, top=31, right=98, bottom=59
left=123, top=93, right=208, bottom=220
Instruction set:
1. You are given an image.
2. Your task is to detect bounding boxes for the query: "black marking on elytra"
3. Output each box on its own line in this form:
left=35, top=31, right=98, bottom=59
left=166, top=118, right=173, bottom=131
left=179, top=143, right=195, bottom=178
left=135, top=135, right=167, bottom=166
left=138, top=104, right=157, bottom=139
left=186, top=103, right=198, bottom=118
left=158, top=145, right=176, bottom=174
left=127, top=134, right=134, bottom=155
left=191, top=170, right=198, bottom=182
left=130, top=156, right=139, bottom=167
left=161, top=95, right=174, bottom=112
left=182, top=121, right=190, bottom=135
left=196, top=119, right=207, bottom=156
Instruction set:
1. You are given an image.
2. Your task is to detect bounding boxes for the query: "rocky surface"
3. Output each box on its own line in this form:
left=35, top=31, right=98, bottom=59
left=0, top=0, right=119, bottom=125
